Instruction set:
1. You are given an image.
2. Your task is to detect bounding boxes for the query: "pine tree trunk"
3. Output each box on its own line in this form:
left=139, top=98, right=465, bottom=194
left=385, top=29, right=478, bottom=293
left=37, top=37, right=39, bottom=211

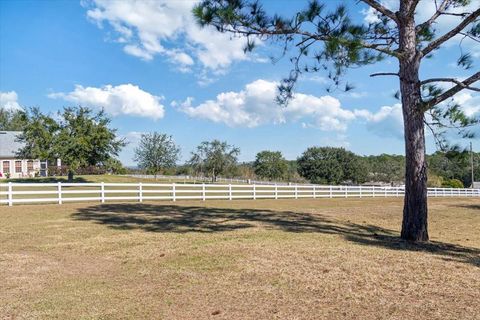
left=400, top=99, right=429, bottom=241
left=398, top=2, right=429, bottom=241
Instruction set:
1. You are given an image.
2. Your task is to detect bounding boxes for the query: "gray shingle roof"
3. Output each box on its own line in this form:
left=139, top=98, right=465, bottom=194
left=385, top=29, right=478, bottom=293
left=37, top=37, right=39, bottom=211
left=0, top=131, right=25, bottom=158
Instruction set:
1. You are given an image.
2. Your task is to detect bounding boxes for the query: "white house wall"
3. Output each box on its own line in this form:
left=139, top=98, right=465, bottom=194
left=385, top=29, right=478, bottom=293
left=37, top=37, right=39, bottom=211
left=0, top=159, right=41, bottom=179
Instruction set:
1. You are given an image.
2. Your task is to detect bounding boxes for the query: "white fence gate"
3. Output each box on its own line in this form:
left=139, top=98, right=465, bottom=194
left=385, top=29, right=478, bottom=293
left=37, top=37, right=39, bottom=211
left=1, top=182, right=479, bottom=206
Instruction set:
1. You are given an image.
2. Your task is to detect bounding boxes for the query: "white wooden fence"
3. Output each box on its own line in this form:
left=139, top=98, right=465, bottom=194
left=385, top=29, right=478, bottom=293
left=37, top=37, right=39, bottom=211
left=1, top=182, right=479, bottom=206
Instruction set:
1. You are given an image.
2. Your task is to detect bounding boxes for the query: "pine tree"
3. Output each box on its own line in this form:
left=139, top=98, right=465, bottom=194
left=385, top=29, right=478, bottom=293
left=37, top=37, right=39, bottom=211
left=194, top=0, right=480, bottom=241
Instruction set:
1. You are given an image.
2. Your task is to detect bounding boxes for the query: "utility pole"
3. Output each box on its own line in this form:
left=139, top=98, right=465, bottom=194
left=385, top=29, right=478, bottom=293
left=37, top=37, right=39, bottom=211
left=471, top=141, right=475, bottom=188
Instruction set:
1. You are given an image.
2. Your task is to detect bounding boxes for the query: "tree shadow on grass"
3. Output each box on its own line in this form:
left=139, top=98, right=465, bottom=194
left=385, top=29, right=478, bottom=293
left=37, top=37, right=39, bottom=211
left=451, top=204, right=480, bottom=211
left=72, top=203, right=480, bottom=267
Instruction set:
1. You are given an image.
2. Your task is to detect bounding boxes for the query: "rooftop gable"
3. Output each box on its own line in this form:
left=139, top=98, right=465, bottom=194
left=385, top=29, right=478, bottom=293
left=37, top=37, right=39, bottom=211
left=0, top=131, right=25, bottom=158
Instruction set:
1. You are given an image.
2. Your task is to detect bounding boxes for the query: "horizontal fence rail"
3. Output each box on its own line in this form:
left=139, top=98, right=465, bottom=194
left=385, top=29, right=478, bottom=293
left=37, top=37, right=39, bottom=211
left=0, top=182, right=479, bottom=206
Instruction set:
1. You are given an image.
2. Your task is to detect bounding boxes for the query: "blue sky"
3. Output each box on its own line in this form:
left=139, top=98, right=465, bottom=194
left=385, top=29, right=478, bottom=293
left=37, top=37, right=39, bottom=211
left=0, top=0, right=478, bottom=166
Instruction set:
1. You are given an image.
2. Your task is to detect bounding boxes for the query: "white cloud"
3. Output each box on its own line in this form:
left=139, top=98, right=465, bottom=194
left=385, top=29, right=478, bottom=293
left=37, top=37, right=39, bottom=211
left=356, top=104, right=404, bottom=139
left=356, top=91, right=480, bottom=140
left=48, top=84, right=165, bottom=120
left=450, top=92, right=480, bottom=136
left=175, top=79, right=360, bottom=131
left=454, top=92, right=480, bottom=118
left=124, top=44, right=154, bottom=61
left=0, top=91, right=23, bottom=111
left=84, top=0, right=251, bottom=74
left=361, top=6, right=383, bottom=24
left=124, top=131, right=145, bottom=142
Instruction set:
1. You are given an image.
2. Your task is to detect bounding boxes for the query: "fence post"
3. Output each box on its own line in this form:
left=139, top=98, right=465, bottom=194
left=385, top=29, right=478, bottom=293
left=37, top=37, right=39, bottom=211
left=384, top=187, right=387, bottom=197
left=373, top=186, right=376, bottom=197
left=253, top=184, right=256, bottom=200
left=295, top=185, right=298, bottom=199
left=139, top=183, right=143, bottom=203
left=345, top=186, right=348, bottom=198
left=229, top=184, right=232, bottom=200
left=172, top=183, right=176, bottom=202
left=202, top=183, right=206, bottom=201
left=360, top=186, right=362, bottom=198
left=396, top=187, right=399, bottom=197
left=329, top=186, right=333, bottom=198
left=275, top=184, right=278, bottom=200
left=313, top=185, right=316, bottom=199
left=101, top=182, right=105, bottom=203
left=57, top=182, right=62, bottom=205
left=8, top=182, right=13, bottom=206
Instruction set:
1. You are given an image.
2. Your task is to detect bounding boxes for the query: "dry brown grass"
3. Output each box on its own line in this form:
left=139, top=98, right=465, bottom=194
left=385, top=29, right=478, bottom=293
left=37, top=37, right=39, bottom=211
left=1, top=198, right=479, bottom=319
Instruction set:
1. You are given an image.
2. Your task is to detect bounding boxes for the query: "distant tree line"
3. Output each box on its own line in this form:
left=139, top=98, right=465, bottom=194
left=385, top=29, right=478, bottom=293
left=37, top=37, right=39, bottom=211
left=3, top=108, right=477, bottom=187
left=135, top=131, right=478, bottom=188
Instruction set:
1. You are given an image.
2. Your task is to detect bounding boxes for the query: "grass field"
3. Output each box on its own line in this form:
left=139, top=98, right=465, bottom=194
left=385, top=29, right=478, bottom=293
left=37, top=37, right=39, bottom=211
left=4, top=174, right=210, bottom=184
left=1, top=198, right=479, bottom=319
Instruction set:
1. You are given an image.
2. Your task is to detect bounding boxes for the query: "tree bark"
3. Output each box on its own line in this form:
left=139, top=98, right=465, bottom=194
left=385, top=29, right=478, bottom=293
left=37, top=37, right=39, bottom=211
left=67, top=170, right=74, bottom=182
left=398, top=1, right=429, bottom=241
left=401, top=99, right=429, bottom=241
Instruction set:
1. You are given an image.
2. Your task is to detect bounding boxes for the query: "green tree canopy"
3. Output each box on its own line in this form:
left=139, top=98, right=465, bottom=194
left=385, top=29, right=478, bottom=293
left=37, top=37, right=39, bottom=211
left=253, top=150, right=288, bottom=181
left=189, top=140, right=240, bottom=182
left=297, top=147, right=367, bottom=184
left=17, top=107, right=59, bottom=161
left=365, top=154, right=405, bottom=183
left=134, top=132, right=180, bottom=177
left=18, top=106, right=125, bottom=180
left=0, top=108, right=27, bottom=131
left=428, top=149, right=479, bottom=187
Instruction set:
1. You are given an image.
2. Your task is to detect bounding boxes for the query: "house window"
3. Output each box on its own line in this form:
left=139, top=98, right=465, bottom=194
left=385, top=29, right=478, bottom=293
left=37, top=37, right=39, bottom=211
left=2, top=161, right=10, bottom=174
left=27, top=160, right=34, bottom=171
left=15, top=161, right=22, bottom=173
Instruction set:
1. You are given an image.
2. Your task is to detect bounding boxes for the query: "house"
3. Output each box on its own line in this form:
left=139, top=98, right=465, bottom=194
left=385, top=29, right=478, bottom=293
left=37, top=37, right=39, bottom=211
left=0, top=131, right=47, bottom=179
left=472, top=182, right=480, bottom=189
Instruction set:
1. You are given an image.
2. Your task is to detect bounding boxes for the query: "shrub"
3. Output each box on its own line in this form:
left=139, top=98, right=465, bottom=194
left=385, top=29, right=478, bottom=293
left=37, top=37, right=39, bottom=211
left=427, top=173, right=444, bottom=187
left=442, top=178, right=464, bottom=188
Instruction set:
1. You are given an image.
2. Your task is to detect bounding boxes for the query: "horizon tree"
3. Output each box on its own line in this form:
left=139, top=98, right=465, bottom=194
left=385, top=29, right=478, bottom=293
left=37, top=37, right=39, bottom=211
left=134, top=132, right=180, bottom=178
left=428, top=149, right=480, bottom=186
left=189, top=140, right=240, bottom=182
left=254, top=150, right=288, bottom=180
left=194, top=0, right=480, bottom=241
left=365, top=154, right=405, bottom=183
left=297, top=147, right=367, bottom=184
